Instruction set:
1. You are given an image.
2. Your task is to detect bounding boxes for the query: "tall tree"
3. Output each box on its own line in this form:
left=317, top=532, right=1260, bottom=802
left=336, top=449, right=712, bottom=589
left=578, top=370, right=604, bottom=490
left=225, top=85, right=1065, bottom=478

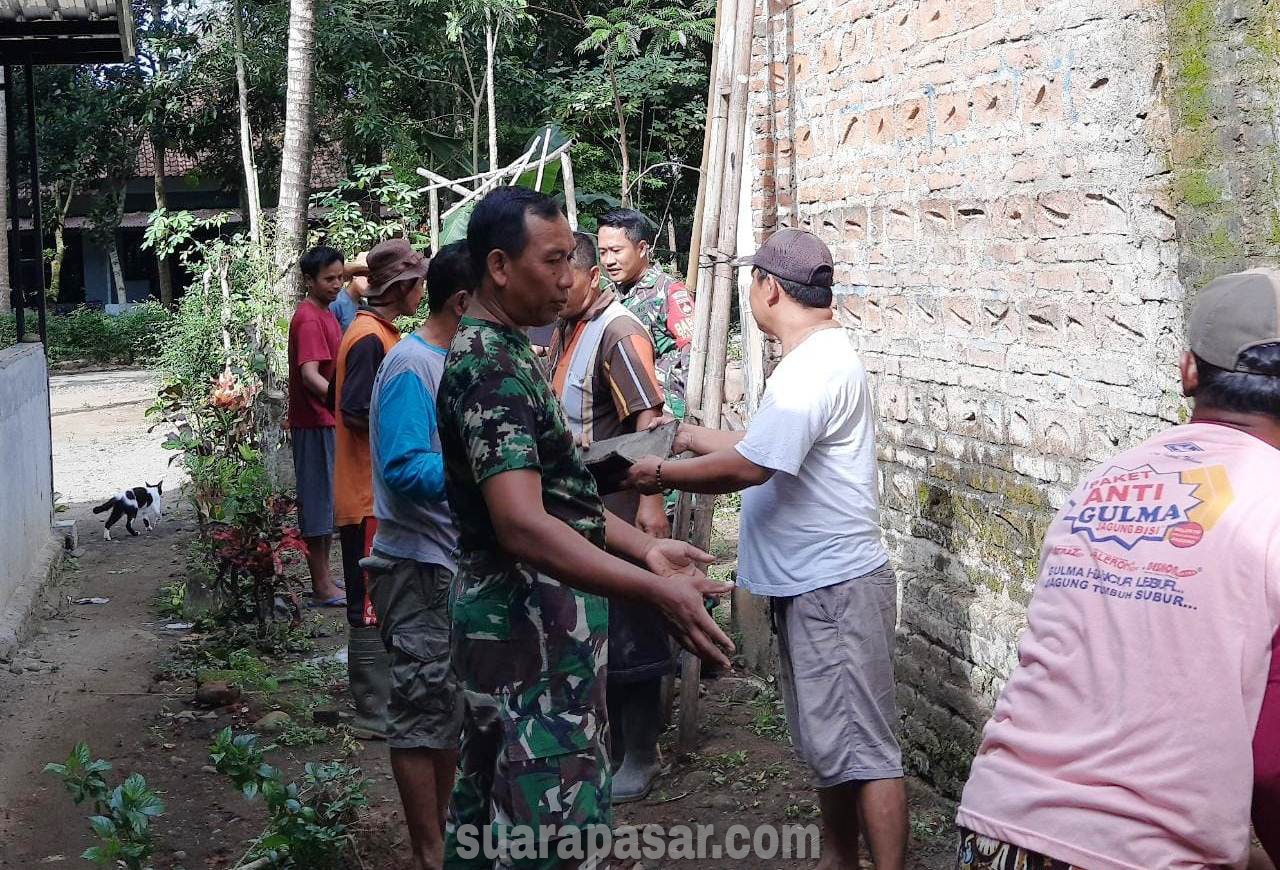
left=576, top=0, right=713, bottom=207
left=149, top=0, right=176, bottom=305
left=232, top=0, right=263, bottom=245
left=274, top=0, right=318, bottom=294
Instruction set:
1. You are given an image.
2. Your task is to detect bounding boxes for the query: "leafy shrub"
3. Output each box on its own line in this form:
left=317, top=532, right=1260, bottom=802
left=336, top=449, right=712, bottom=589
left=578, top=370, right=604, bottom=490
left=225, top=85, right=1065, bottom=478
left=44, top=742, right=165, bottom=870
left=1, top=303, right=174, bottom=366
left=209, top=728, right=368, bottom=868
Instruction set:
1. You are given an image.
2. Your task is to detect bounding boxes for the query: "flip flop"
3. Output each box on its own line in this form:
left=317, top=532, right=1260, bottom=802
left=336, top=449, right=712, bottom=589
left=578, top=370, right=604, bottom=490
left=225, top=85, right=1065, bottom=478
left=304, top=581, right=345, bottom=597
left=307, top=596, right=347, bottom=609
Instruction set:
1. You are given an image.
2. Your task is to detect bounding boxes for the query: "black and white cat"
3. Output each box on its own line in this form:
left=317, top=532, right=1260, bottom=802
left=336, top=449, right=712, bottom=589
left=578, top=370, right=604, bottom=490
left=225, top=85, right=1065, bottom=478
left=93, top=483, right=164, bottom=540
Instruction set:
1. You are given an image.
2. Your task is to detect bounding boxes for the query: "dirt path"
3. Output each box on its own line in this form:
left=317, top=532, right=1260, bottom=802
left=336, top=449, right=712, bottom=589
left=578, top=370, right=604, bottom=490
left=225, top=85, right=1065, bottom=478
left=0, top=368, right=957, bottom=869
left=50, top=368, right=182, bottom=505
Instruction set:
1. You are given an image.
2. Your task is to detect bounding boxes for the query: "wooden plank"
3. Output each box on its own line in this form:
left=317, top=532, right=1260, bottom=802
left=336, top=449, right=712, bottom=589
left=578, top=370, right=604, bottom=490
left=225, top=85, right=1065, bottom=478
left=676, top=651, right=702, bottom=754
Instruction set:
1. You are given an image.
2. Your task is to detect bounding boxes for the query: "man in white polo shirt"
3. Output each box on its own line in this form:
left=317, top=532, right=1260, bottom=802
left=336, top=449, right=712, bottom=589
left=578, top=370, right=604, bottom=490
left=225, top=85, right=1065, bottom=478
left=626, top=229, right=907, bottom=870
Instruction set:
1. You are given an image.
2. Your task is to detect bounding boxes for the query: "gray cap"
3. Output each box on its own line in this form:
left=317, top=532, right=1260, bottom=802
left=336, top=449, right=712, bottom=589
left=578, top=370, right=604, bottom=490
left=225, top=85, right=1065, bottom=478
left=731, top=228, right=834, bottom=288
left=1189, top=268, right=1280, bottom=373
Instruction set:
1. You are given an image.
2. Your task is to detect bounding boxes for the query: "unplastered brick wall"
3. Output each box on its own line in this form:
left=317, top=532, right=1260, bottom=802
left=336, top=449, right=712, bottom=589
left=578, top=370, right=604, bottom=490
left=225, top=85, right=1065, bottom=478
left=747, top=0, right=1191, bottom=795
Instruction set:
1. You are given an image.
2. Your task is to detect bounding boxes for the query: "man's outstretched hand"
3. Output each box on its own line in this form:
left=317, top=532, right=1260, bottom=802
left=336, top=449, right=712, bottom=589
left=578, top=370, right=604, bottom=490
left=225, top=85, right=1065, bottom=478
left=643, top=538, right=735, bottom=669
left=627, top=455, right=665, bottom=495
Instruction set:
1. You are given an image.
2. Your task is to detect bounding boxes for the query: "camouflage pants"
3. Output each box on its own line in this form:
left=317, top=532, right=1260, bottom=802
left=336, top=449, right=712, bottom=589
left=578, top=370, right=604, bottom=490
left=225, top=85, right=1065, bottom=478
left=445, top=692, right=612, bottom=869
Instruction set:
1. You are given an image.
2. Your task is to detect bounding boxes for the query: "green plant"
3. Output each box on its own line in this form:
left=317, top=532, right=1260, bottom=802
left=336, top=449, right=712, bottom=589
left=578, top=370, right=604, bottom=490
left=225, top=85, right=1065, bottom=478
left=44, top=743, right=165, bottom=870
left=310, top=164, right=432, bottom=254
left=749, top=686, right=789, bottom=742
left=209, top=728, right=369, bottom=868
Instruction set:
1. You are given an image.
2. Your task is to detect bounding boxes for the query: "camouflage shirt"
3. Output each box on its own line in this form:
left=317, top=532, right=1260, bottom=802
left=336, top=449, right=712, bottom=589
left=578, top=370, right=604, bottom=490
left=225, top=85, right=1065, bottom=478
left=612, top=264, right=694, bottom=407
left=436, top=316, right=609, bottom=760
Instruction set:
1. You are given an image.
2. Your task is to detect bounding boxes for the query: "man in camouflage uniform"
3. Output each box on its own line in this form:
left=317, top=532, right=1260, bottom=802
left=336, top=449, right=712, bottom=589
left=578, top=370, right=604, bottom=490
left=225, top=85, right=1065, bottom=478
left=436, top=186, right=732, bottom=869
left=597, top=209, right=695, bottom=419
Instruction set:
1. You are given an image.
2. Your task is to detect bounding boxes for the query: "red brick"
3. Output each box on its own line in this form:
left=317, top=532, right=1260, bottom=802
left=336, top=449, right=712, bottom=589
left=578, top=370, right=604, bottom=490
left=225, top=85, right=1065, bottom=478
left=820, top=35, right=842, bottom=75
left=858, top=62, right=886, bottom=83
left=837, top=113, right=866, bottom=147
left=1035, top=267, right=1078, bottom=291
left=919, top=0, right=954, bottom=40
left=842, top=206, right=869, bottom=240
left=927, top=172, right=963, bottom=192
left=1021, top=76, right=1063, bottom=126
left=799, top=126, right=819, bottom=159
left=956, top=202, right=990, bottom=238
left=868, top=108, right=896, bottom=144
left=886, top=206, right=916, bottom=240
left=1006, top=158, right=1046, bottom=184
left=920, top=200, right=954, bottom=234
left=935, top=91, right=969, bottom=134
left=900, top=98, right=929, bottom=139
left=972, top=81, right=1013, bottom=126
left=1033, top=191, right=1081, bottom=238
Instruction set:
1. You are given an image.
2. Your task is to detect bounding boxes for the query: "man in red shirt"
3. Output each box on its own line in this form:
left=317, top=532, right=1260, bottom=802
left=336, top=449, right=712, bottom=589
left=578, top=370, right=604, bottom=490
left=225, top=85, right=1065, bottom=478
left=287, top=246, right=347, bottom=606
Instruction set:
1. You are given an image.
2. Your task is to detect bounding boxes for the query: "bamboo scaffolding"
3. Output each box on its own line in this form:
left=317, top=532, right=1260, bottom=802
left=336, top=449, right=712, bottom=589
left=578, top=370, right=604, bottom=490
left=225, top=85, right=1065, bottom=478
left=684, top=0, right=728, bottom=292
left=675, top=0, right=755, bottom=755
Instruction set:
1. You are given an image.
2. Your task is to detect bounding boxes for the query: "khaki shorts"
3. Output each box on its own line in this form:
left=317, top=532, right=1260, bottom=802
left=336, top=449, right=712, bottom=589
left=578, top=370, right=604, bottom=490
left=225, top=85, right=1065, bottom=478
left=366, top=553, right=463, bottom=750
left=772, top=563, right=903, bottom=787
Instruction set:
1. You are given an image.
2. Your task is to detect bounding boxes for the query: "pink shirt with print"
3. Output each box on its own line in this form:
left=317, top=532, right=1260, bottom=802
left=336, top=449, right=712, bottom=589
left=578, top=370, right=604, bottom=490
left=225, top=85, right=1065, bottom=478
left=957, top=422, right=1280, bottom=870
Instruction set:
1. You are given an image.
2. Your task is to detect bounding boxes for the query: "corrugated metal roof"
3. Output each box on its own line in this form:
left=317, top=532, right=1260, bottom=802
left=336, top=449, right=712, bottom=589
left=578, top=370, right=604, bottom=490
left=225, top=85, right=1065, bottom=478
left=0, top=0, right=134, bottom=64
left=0, top=0, right=121, bottom=22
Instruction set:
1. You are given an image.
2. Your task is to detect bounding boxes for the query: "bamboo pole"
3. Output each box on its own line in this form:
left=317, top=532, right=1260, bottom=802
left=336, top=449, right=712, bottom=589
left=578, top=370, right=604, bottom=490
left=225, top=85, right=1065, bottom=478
left=685, top=0, right=740, bottom=417
left=534, top=129, right=552, bottom=191
left=676, top=0, right=756, bottom=756
left=429, top=188, right=441, bottom=254
left=685, top=0, right=728, bottom=292
left=561, top=151, right=579, bottom=230
left=415, top=167, right=474, bottom=197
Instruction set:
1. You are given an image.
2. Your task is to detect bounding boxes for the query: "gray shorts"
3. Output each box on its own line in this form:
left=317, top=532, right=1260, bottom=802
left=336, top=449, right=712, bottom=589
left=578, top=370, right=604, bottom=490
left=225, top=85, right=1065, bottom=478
left=291, top=426, right=335, bottom=538
left=366, top=552, right=463, bottom=750
left=772, top=562, right=903, bottom=787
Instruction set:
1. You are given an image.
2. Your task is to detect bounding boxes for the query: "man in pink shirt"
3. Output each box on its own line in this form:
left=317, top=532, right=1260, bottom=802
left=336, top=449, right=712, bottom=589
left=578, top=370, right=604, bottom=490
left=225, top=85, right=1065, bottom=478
left=955, top=268, right=1280, bottom=870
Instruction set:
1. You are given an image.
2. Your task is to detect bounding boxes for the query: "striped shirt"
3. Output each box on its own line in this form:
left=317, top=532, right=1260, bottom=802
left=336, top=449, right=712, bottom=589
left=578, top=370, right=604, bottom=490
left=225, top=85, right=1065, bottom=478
left=548, top=290, right=664, bottom=445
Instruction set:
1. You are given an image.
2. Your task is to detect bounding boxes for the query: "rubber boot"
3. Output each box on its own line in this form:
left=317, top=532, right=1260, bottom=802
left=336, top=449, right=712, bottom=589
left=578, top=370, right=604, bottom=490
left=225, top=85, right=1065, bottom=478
left=606, top=684, right=626, bottom=772
left=612, top=679, right=663, bottom=803
left=347, top=624, right=390, bottom=740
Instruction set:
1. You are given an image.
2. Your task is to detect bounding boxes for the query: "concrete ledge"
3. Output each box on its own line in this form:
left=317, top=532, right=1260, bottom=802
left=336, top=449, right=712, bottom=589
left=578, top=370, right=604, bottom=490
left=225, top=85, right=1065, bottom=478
left=0, top=534, right=66, bottom=663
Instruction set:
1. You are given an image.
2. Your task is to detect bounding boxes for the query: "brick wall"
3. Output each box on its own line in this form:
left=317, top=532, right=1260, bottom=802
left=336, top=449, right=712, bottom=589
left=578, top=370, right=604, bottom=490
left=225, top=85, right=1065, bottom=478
left=747, top=0, right=1192, bottom=795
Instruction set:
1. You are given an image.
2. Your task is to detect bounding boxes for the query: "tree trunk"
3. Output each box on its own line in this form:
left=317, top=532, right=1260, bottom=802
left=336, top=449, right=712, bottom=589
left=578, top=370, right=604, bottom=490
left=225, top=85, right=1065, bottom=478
left=150, top=0, right=175, bottom=306
left=232, top=0, right=262, bottom=246
left=49, top=180, right=75, bottom=302
left=109, top=182, right=128, bottom=305
left=485, top=20, right=498, bottom=172
left=608, top=62, right=632, bottom=208
left=151, top=134, right=174, bottom=305
left=273, top=0, right=317, bottom=297
left=0, top=68, right=9, bottom=315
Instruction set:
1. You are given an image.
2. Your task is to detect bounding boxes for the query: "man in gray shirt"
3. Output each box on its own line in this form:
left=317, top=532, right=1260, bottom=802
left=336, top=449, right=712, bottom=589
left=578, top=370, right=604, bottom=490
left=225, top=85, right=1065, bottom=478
left=365, top=241, right=473, bottom=870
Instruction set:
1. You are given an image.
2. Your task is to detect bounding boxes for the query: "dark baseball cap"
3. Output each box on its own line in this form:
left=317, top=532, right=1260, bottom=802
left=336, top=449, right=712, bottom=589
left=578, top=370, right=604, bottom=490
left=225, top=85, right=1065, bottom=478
left=1189, top=268, right=1280, bottom=373
left=731, top=228, right=834, bottom=288
left=365, top=238, right=429, bottom=300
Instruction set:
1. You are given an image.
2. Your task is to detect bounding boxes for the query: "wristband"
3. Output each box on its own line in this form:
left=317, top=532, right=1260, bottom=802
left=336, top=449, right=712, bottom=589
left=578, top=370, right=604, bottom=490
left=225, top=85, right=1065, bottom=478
left=655, top=461, right=664, bottom=492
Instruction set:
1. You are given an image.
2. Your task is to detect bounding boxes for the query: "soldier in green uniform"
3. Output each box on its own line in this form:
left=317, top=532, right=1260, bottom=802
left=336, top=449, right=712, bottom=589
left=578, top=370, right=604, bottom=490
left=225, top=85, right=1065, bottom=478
left=436, top=187, right=732, bottom=869
left=597, top=209, right=695, bottom=419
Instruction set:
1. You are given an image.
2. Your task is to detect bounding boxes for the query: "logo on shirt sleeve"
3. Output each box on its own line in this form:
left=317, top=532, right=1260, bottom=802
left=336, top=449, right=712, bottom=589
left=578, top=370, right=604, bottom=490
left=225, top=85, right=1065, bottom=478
left=1063, top=464, right=1233, bottom=550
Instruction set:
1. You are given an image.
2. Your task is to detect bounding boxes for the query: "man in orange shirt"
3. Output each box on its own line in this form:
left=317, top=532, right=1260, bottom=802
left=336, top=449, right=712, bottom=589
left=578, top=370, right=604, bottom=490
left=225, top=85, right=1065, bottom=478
left=333, top=238, right=427, bottom=738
